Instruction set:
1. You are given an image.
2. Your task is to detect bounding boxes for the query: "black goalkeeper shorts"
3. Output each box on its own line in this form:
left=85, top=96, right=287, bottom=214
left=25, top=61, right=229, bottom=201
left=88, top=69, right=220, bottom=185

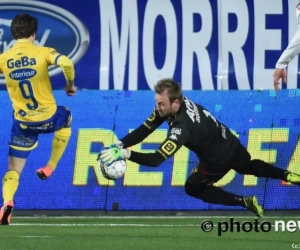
left=189, top=142, right=251, bottom=186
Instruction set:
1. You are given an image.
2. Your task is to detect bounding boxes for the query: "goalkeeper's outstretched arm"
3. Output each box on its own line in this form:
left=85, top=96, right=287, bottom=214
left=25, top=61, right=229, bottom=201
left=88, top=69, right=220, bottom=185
left=99, top=124, right=189, bottom=167
left=126, top=124, right=189, bottom=167
left=120, top=108, right=165, bottom=148
left=120, top=124, right=157, bottom=148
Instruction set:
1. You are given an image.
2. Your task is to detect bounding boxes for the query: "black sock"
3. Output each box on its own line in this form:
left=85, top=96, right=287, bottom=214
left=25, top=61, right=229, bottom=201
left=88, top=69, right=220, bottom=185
left=249, top=160, right=286, bottom=180
left=196, top=185, right=246, bottom=207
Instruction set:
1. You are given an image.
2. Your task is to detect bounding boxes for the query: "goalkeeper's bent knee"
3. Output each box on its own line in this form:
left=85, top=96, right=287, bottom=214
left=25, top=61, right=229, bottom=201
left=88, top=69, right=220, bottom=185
left=185, top=179, right=206, bottom=197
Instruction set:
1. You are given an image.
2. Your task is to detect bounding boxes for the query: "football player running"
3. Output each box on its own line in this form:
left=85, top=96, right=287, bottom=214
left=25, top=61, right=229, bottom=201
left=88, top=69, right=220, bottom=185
left=0, top=14, right=76, bottom=225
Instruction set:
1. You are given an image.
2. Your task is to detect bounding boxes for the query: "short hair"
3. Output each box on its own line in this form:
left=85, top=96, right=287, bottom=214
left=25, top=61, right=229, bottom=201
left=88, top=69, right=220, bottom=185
left=11, top=14, right=38, bottom=40
left=154, top=78, right=183, bottom=102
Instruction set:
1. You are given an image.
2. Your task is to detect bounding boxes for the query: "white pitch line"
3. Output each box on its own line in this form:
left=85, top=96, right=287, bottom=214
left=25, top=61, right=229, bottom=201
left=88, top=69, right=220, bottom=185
left=20, top=236, right=51, bottom=238
left=12, top=223, right=199, bottom=227
left=15, top=216, right=300, bottom=219
left=11, top=223, right=288, bottom=227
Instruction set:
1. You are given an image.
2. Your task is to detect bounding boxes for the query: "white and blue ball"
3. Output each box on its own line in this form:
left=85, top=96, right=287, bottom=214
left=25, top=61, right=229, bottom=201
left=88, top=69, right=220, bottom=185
left=98, top=160, right=127, bottom=180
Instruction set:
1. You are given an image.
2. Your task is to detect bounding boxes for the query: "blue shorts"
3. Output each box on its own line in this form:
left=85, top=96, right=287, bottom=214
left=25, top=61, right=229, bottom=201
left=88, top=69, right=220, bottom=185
left=9, top=106, right=72, bottom=158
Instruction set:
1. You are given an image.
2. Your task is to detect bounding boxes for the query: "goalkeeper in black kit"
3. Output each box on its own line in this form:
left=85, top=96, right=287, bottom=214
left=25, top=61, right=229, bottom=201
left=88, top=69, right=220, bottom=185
left=99, top=78, right=300, bottom=217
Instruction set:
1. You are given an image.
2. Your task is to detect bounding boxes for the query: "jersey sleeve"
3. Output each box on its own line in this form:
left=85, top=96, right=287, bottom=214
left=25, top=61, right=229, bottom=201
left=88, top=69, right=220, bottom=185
left=46, top=47, right=75, bottom=80
left=120, top=108, right=165, bottom=148
left=275, top=1, right=300, bottom=69
left=128, top=123, right=190, bottom=167
left=46, top=47, right=62, bottom=66
left=157, top=124, right=190, bottom=160
left=275, top=27, right=300, bottom=69
left=143, top=108, right=165, bottom=130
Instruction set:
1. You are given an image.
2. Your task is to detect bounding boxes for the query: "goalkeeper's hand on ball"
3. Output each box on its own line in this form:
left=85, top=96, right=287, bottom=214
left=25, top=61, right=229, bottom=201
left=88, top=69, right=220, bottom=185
left=98, top=144, right=131, bottom=165
left=111, top=140, right=124, bottom=149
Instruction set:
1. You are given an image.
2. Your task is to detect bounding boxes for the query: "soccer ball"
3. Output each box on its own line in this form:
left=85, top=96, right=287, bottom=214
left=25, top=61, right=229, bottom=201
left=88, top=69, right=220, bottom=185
left=98, top=160, right=127, bottom=180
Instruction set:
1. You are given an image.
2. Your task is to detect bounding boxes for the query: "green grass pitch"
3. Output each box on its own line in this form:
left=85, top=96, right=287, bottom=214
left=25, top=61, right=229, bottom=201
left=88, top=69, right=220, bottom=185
left=0, top=216, right=298, bottom=250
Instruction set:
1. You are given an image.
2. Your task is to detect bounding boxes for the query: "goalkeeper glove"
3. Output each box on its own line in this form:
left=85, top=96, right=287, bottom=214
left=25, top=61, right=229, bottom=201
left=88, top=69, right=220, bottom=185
left=111, top=140, right=124, bottom=149
left=99, top=144, right=131, bottom=165
left=96, top=141, right=124, bottom=162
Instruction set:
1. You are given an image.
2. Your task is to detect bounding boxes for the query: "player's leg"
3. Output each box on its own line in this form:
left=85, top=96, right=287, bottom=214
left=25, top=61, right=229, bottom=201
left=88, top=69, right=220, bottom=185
left=249, top=159, right=300, bottom=185
left=1, top=121, right=38, bottom=225
left=233, top=142, right=300, bottom=184
left=185, top=163, right=264, bottom=217
left=1, top=157, right=26, bottom=225
left=36, top=106, right=72, bottom=180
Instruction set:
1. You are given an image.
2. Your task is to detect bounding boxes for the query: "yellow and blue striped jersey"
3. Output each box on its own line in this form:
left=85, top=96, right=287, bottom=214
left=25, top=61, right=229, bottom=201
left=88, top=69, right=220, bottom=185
left=0, top=39, right=74, bottom=122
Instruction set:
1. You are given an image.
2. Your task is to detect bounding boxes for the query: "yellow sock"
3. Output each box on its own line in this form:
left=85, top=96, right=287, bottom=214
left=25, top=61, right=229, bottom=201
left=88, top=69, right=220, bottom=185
left=47, top=127, right=71, bottom=170
left=2, top=170, right=19, bottom=204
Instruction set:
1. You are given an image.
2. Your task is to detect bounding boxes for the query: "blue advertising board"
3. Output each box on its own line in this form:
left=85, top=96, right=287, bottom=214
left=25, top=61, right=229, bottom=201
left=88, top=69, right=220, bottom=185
left=0, top=89, right=299, bottom=210
left=0, top=0, right=300, bottom=90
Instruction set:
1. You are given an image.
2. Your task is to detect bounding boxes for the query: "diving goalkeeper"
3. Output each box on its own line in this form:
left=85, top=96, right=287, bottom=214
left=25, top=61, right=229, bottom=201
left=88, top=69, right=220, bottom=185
left=99, top=78, right=300, bottom=217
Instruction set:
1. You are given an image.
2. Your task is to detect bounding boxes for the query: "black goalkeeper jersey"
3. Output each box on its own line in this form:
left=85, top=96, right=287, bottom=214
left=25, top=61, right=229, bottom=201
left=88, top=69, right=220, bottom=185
left=120, top=97, right=240, bottom=169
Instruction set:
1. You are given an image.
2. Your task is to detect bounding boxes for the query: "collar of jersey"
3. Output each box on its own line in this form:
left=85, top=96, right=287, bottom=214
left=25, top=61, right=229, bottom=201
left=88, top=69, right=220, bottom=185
left=16, top=39, right=32, bottom=43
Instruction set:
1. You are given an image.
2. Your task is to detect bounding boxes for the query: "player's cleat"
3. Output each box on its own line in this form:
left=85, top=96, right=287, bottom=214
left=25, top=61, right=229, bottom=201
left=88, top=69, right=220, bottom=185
left=244, top=196, right=264, bottom=218
left=284, top=171, right=300, bottom=186
left=36, top=165, right=53, bottom=180
left=0, top=201, right=14, bottom=225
